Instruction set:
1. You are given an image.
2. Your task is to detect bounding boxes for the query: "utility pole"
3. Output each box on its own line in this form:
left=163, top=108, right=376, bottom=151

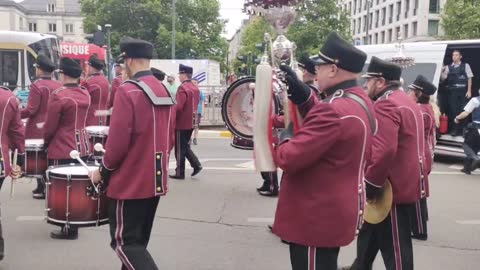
left=105, top=24, right=112, bottom=83
left=172, top=0, right=176, bottom=59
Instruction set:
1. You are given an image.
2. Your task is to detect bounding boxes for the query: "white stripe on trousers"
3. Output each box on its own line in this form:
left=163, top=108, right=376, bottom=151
left=115, top=200, right=135, bottom=270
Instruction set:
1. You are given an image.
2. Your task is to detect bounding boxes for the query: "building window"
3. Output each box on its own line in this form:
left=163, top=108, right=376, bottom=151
left=388, top=29, right=393, bottom=42
left=374, top=33, right=378, bottom=44
left=412, top=21, right=418, bottom=36
left=396, top=1, right=401, bottom=21
left=47, top=3, right=55, bottom=13
left=382, top=7, right=386, bottom=26
left=65, top=24, right=74, bottom=33
left=381, top=31, right=385, bottom=44
left=353, top=20, right=356, bottom=35
left=48, top=23, right=57, bottom=33
left=28, top=22, right=37, bottom=32
left=359, top=0, right=363, bottom=13
left=358, top=18, right=362, bottom=34
left=354, top=0, right=357, bottom=14
left=428, top=20, right=439, bottom=36
left=405, top=0, right=410, bottom=18
left=369, top=13, right=373, bottom=30
left=375, top=10, right=379, bottom=28
left=429, top=0, right=440, bottom=13
left=404, top=24, right=409, bottom=39
left=396, top=26, right=401, bottom=40
left=413, top=0, right=418, bottom=15
left=389, top=4, right=394, bottom=23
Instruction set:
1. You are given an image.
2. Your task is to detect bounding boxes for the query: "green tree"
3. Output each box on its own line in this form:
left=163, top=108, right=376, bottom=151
left=288, top=0, right=351, bottom=56
left=80, top=0, right=227, bottom=66
left=442, top=0, right=480, bottom=40
left=233, top=17, right=274, bottom=76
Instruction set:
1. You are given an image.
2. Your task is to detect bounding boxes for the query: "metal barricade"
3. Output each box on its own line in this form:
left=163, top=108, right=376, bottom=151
left=198, top=85, right=226, bottom=127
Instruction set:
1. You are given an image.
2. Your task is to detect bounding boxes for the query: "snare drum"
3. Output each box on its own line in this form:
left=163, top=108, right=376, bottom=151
left=24, top=139, right=47, bottom=177
left=231, top=135, right=254, bottom=150
left=86, top=126, right=109, bottom=160
left=46, top=165, right=109, bottom=227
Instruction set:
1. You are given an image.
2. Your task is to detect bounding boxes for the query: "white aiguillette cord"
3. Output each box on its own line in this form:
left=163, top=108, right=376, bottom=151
left=9, top=149, right=18, bottom=200
left=69, top=150, right=99, bottom=194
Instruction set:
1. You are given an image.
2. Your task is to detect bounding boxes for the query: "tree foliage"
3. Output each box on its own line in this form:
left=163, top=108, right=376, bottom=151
left=80, top=0, right=227, bottom=65
left=288, top=0, right=351, bottom=57
left=442, top=0, right=480, bottom=40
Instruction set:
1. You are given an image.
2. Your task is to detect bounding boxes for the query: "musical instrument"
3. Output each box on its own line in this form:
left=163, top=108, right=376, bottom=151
left=45, top=164, right=108, bottom=227
left=231, top=135, right=254, bottom=150
left=363, top=180, right=393, bottom=224
left=86, top=126, right=109, bottom=160
left=24, top=139, right=47, bottom=177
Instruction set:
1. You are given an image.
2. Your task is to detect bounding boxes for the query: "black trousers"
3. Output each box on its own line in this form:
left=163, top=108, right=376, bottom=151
left=289, top=243, right=340, bottom=270
left=408, top=198, right=428, bottom=239
left=463, top=124, right=480, bottom=171
left=0, top=178, right=4, bottom=259
left=260, top=171, right=278, bottom=190
left=174, top=129, right=201, bottom=177
left=446, top=86, right=468, bottom=133
left=356, top=204, right=413, bottom=270
left=109, top=197, right=160, bottom=270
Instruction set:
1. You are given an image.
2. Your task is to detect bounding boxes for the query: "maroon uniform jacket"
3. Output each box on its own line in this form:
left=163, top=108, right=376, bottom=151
left=103, top=71, right=175, bottom=200
left=365, top=89, right=426, bottom=204
left=272, top=82, right=375, bottom=247
left=21, top=78, right=62, bottom=139
left=44, top=84, right=92, bottom=160
left=0, top=89, right=25, bottom=177
left=420, top=103, right=435, bottom=197
left=82, top=73, right=109, bottom=126
left=175, top=80, right=199, bottom=130
left=108, top=75, right=123, bottom=109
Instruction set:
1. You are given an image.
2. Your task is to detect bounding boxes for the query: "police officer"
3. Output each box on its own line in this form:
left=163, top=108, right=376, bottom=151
left=44, top=57, right=92, bottom=240
left=454, top=91, right=480, bottom=174
left=0, top=85, right=25, bottom=260
left=441, top=50, right=474, bottom=136
left=406, top=75, right=438, bottom=241
left=108, top=57, right=125, bottom=110
left=273, top=32, right=375, bottom=270
left=21, top=54, right=61, bottom=199
left=353, top=57, right=425, bottom=270
left=170, top=64, right=202, bottom=180
left=83, top=54, right=109, bottom=126
left=90, top=37, right=175, bottom=270
left=298, top=56, right=322, bottom=98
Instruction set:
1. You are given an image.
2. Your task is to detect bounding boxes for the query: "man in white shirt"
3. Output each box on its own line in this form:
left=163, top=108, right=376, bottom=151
left=455, top=94, right=480, bottom=174
left=441, top=50, right=474, bottom=136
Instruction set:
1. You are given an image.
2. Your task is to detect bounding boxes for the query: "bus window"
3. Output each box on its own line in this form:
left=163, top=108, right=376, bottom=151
left=27, top=52, right=36, bottom=82
left=0, top=50, right=20, bottom=90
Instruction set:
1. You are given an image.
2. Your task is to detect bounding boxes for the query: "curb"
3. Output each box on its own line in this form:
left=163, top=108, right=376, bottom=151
left=198, top=130, right=232, bottom=138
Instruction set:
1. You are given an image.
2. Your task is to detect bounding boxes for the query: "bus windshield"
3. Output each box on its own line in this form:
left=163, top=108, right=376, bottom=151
left=27, top=37, right=60, bottom=81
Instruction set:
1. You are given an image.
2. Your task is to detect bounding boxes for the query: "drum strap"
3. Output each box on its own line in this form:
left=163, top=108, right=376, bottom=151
left=124, top=80, right=175, bottom=106
left=343, top=93, right=377, bottom=134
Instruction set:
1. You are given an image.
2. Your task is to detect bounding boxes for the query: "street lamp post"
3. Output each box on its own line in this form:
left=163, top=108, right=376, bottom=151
left=105, top=24, right=112, bottom=83
left=172, top=0, right=176, bottom=59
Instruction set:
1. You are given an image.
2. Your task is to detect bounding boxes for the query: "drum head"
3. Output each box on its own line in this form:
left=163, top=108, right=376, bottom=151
left=48, top=165, right=98, bottom=179
left=25, top=139, right=45, bottom=147
left=222, top=77, right=255, bottom=139
left=86, top=126, right=109, bottom=136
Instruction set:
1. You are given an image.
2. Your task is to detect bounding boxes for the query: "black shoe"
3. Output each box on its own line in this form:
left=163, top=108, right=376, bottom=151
left=258, top=188, right=278, bottom=197
left=257, top=183, right=269, bottom=192
left=191, top=166, right=202, bottom=177
left=169, top=174, right=185, bottom=180
left=412, top=234, right=428, bottom=241
left=193, top=138, right=197, bottom=145
left=472, top=159, right=480, bottom=171
left=32, top=191, right=45, bottom=199
left=461, top=168, right=471, bottom=175
left=50, top=227, right=78, bottom=240
left=32, top=186, right=41, bottom=194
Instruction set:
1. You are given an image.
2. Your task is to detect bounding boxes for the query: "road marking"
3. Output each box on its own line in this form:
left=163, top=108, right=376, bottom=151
left=236, top=160, right=255, bottom=169
left=247, top=217, right=274, bottom=223
left=431, top=171, right=480, bottom=175
left=16, top=216, right=45, bottom=221
left=456, top=220, right=480, bottom=225
left=449, top=165, right=463, bottom=170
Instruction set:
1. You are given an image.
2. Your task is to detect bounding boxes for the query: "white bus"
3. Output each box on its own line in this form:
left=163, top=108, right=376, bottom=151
left=358, top=40, right=480, bottom=157
left=0, top=31, right=61, bottom=105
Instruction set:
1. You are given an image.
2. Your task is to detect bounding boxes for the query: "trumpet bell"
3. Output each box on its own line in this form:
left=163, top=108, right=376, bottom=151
left=363, top=180, right=393, bottom=225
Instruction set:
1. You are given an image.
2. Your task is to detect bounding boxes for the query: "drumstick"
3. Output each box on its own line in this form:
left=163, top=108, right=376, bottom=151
left=94, top=143, right=106, bottom=153
left=10, top=149, right=18, bottom=200
left=94, top=110, right=111, bottom=116
left=36, top=122, right=45, bottom=129
left=69, top=150, right=99, bottom=193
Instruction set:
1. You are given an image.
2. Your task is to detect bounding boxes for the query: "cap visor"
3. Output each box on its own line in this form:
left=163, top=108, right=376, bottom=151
left=361, top=74, right=375, bottom=78
left=310, top=56, right=328, bottom=65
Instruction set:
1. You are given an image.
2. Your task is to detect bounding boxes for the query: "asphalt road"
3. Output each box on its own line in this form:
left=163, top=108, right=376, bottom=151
left=0, top=136, right=479, bottom=269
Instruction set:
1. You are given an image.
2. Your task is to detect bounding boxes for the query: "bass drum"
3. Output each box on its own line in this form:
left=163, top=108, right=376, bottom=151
left=221, top=76, right=280, bottom=141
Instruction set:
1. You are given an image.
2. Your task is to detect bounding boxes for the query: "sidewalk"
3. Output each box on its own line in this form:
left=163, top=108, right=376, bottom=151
left=198, top=129, right=232, bottom=138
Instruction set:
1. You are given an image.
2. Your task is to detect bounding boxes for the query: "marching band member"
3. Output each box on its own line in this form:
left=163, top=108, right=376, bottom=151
left=0, top=85, right=25, bottom=260
left=406, top=75, right=438, bottom=241
left=298, top=56, right=322, bottom=98
left=83, top=54, right=109, bottom=126
left=108, top=57, right=125, bottom=110
left=151, top=67, right=166, bottom=82
left=21, top=54, right=61, bottom=199
left=353, top=57, right=425, bottom=270
left=44, top=57, right=92, bottom=240
left=90, top=37, right=175, bottom=270
left=273, top=32, right=375, bottom=270
left=170, top=64, right=202, bottom=180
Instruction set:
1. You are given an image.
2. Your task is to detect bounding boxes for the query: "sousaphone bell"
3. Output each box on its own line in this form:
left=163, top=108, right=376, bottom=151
left=363, top=180, right=393, bottom=224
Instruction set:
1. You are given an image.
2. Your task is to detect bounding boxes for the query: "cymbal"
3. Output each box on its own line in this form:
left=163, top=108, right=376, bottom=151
left=363, top=180, right=393, bottom=224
